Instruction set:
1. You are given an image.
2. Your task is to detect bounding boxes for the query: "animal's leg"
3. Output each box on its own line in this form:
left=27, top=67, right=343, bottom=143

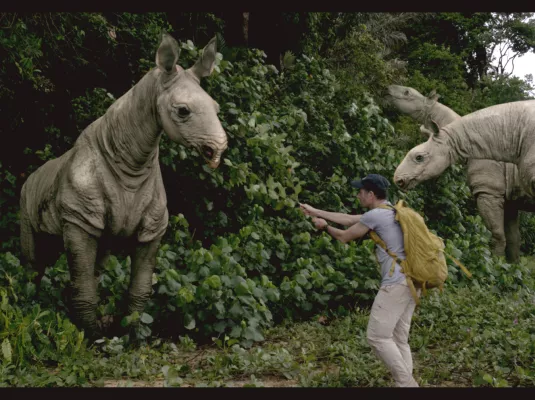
left=518, top=154, right=535, bottom=197
left=127, top=237, right=162, bottom=316
left=476, top=194, right=506, bottom=257
left=20, top=209, right=47, bottom=289
left=504, top=203, right=521, bottom=263
left=20, top=210, right=37, bottom=273
left=62, top=221, right=100, bottom=339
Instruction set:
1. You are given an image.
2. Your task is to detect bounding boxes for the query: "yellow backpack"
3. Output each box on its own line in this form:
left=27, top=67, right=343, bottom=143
left=368, top=200, right=472, bottom=305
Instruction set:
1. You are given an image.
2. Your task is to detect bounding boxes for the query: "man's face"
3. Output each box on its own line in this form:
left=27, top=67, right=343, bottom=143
left=357, top=188, right=373, bottom=208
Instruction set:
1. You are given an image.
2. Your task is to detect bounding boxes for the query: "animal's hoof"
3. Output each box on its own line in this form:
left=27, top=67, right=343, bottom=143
left=93, top=316, right=112, bottom=332
left=100, top=315, right=114, bottom=328
left=97, top=315, right=124, bottom=338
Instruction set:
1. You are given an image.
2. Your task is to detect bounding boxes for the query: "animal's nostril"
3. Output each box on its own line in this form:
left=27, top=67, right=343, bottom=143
left=395, top=178, right=405, bottom=187
left=202, top=145, right=214, bottom=159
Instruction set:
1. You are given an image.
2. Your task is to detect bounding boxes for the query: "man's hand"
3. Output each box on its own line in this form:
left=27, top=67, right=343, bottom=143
left=312, top=217, right=328, bottom=230
left=300, top=203, right=320, bottom=217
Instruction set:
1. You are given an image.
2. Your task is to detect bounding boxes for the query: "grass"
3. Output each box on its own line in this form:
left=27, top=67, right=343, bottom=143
left=3, top=281, right=534, bottom=387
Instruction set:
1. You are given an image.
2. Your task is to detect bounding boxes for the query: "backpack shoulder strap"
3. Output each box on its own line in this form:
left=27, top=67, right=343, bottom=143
left=376, top=203, right=398, bottom=218
left=366, top=205, right=394, bottom=252
left=368, top=230, right=404, bottom=278
left=376, top=203, right=394, bottom=211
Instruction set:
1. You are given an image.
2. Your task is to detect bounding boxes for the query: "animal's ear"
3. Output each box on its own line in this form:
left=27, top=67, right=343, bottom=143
left=156, top=32, right=180, bottom=75
left=419, top=125, right=432, bottom=140
left=428, top=89, right=440, bottom=102
left=430, top=120, right=440, bottom=136
left=420, top=125, right=434, bottom=139
left=189, top=36, right=218, bottom=80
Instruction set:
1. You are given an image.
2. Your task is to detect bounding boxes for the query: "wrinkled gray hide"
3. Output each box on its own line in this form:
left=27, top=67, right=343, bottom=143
left=20, top=33, right=228, bottom=339
left=394, top=99, right=535, bottom=261
left=386, top=85, right=535, bottom=262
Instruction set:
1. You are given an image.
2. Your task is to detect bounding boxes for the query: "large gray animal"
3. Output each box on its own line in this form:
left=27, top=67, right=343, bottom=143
left=393, top=100, right=535, bottom=260
left=20, top=33, right=228, bottom=339
left=386, top=85, right=535, bottom=262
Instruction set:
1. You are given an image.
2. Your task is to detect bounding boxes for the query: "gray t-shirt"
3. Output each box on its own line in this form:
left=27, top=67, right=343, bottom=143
left=360, top=201, right=407, bottom=286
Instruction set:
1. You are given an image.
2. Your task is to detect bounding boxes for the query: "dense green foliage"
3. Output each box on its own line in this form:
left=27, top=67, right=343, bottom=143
left=2, top=282, right=534, bottom=387
left=1, top=12, right=535, bottom=386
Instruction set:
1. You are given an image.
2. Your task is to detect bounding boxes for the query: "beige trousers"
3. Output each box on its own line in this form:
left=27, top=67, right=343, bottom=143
left=366, top=280, right=420, bottom=387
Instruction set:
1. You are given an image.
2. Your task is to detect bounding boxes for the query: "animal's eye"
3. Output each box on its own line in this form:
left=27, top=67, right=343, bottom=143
left=415, top=155, right=424, bottom=163
left=177, top=105, right=191, bottom=118
left=404, top=90, right=410, bottom=96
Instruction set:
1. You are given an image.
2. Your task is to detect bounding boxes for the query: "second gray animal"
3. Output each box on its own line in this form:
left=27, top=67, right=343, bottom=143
left=386, top=85, right=535, bottom=262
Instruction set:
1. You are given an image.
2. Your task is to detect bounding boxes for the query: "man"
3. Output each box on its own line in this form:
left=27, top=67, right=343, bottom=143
left=300, top=173, right=420, bottom=387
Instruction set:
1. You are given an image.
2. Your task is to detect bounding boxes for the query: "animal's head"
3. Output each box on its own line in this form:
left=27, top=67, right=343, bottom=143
left=393, top=121, right=452, bottom=191
left=155, top=33, right=227, bottom=169
left=385, top=85, right=439, bottom=118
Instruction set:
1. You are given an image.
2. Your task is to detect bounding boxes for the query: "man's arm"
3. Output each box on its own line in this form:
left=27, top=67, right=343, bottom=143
left=300, top=203, right=361, bottom=227
left=312, top=217, right=370, bottom=243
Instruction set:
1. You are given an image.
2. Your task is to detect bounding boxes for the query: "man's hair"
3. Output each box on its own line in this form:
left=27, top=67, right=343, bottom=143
left=363, top=183, right=387, bottom=200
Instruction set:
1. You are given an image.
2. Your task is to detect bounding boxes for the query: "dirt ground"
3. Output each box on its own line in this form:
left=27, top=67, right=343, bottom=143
left=104, top=376, right=299, bottom=387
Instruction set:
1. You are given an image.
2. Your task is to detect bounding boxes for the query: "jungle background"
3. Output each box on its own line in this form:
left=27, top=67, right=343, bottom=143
left=1, top=12, right=535, bottom=387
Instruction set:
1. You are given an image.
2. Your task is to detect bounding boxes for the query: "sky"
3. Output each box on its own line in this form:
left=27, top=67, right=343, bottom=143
left=504, top=51, right=535, bottom=80
left=490, top=46, right=535, bottom=96
left=488, top=13, right=534, bottom=82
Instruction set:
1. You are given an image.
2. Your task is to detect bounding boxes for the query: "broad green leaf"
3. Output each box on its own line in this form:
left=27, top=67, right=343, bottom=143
left=140, top=313, right=154, bottom=324
left=296, top=274, right=307, bottom=285
left=184, top=313, right=196, bottom=330
left=205, top=275, right=221, bottom=289
left=1, top=339, right=12, bottom=363
left=235, top=281, right=251, bottom=295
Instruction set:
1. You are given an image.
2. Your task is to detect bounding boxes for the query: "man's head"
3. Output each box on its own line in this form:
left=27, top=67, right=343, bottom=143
left=351, top=173, right=390, bottom=208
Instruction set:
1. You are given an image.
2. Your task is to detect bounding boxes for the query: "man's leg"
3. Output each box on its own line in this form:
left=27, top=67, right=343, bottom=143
left=393, top=285, right=420, bottom=385
left=367, top=283, right=418, bottom=387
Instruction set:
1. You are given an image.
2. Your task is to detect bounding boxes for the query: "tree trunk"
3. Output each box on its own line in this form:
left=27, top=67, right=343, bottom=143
left=475, top=45, right=488, bottom=80
left=219, top=11, right=248, bottom=48
left=248, top=12, right=307, bottom=67
left=243, top=12, right=249, bottom=46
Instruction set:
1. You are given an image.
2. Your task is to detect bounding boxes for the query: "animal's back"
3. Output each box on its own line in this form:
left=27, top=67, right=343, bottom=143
left=21, top=149, right=74, bottom=235
left=458, top=101, right=535, bottom=199
left=467, top=100, right=535, bottom=130
left=451, top=99, right=535, bottom=126
left=445, top=100, right=535, bottom=165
